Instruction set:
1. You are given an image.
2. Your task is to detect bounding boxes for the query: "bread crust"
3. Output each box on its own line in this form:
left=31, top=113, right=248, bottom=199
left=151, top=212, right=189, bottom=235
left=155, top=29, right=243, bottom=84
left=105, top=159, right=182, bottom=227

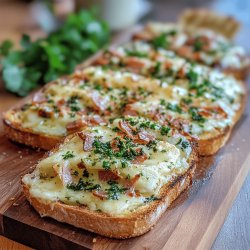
left=198, top=84, right=247, bottom=156
left=3, top=117, right=62, bottom=150
left=22, top=147, right=197, bottom=239
left=178, top=9, right=240, bottom=40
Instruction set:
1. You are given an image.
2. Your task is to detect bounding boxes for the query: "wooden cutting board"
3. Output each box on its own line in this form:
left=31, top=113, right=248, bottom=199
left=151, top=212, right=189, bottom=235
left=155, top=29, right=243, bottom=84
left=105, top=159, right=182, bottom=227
left=0, top=33, right=250, bottom=250
left=1, top=85, right=249, bottom=250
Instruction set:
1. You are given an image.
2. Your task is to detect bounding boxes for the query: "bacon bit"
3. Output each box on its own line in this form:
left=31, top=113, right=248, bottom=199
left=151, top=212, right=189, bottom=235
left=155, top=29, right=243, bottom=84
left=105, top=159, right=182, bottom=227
left=57, top=99, right=65, bottom=106
left=125, top=174, right=141, bottom=197
left=78, top=132, right=94, bottom=151
left=125, top=57, right=146, bottom=69
left=110, top=138, right=120, bottom=152
left=177, top=66, right=186, bottom=78
left=132, top=31, right=152, bottom=41
left=199, top=106, right=227, bottom=119
left=54, top=162, right=73, bottom=186
left=116, top=131, right=126, bottom=139
left=92, top=190, right=108, bottom=200
left=91, top=91, right=107, bottom=112
left=166, top=118, right=198, bottom=140
left=134, top=131, right=155, bottom=145
left=56, top=99, right=67, bottom=117
left=118, top=120, right=135, bottom=139
left=193, top=52, right=201, bottom=61
left=148, top=110, right=166, bottom=123
left=132, top=153, right=148, bottom=164
left=66, top=119, right=88, bottom=133
left=32, top=92, right=47, bottom=104
left=164, top=61, right=173, bottom=70
left=73, top=71, right=90, bottom=81
left=93, top=56, right=110, bottom=66
left=98, top=170, right=120, bottom=182
left=108, top=48, right=123, bottom=58
left=123, top=105, right=138, bottom=117
left=88, top=115, right=106, bottom=125
left=38, top=107, right=53, bottom=118
left=77, top=110, right=87, bottom=116
left=171, top=117, right=190, bottom=130
left=77, top=161, right=86, bottom=169
left=176, top=46, right=193, bottom=59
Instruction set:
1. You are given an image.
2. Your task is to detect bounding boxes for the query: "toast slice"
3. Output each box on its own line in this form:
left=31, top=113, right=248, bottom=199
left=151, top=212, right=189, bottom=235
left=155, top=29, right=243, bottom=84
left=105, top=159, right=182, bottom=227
left=3, top=67, right=161, bottom=150
left=3, top=64, right=246, bottom=155
left=133, top=22, right=250, bottom=80
left=93, top=43, right=247, bottom=155
left=22, top=117, right=197, bottom=238
left=179, top=9, right=240, bottom=39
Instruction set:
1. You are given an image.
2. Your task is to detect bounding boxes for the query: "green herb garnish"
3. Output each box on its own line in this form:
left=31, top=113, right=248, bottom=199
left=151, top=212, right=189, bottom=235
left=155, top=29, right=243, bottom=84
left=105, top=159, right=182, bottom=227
left=144, top=195, right=159, bottom=203
left=62, top=151, right=75, bottom=160
left=106, top=181, right=127, bottom=200
left=0, top=10, right=110, bottom=96
left=67, top=178, right=101, bottom=191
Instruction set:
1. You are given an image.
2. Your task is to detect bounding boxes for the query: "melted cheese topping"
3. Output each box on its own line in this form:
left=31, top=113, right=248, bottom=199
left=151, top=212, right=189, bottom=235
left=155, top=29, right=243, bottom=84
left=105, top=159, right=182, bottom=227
left=142, top=22, right=250, bottom=70
left=96, top=42, right=244, bottom=136
left=23, top=118, right=192, bottom=216
left=16, top=67, right=159, bottom=136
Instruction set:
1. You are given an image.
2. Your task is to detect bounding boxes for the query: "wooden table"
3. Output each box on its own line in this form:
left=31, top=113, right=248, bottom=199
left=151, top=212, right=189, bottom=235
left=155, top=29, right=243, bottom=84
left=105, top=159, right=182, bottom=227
left=0, top=0, right=249, bottom=249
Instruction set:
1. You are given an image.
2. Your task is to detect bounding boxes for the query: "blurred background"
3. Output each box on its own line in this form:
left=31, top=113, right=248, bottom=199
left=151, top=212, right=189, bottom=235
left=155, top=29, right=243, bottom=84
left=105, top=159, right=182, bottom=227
left=0, top=0, right=250, bottom=47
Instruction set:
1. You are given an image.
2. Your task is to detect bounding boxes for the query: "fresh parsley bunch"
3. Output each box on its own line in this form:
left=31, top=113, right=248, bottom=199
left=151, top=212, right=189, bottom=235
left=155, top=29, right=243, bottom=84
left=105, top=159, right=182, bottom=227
left=0, top=10, right=110, bottom=96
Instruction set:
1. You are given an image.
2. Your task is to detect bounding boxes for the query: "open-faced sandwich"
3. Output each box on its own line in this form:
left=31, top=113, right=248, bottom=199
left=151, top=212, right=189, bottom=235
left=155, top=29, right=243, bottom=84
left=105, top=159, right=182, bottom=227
left=4, top=65, right=246, bottom=155
left=133, top=21, right=250, bottom=80
left=94, top=43, right=246, bottom=155
left=22, top=117, right=197, bottom=238
left=2, top=10, right=248, bottom=239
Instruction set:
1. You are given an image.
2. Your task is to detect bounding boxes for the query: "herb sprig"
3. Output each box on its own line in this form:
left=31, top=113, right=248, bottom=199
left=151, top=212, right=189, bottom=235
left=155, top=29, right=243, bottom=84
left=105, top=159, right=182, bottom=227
left=0, top=10, right=110, bottom=96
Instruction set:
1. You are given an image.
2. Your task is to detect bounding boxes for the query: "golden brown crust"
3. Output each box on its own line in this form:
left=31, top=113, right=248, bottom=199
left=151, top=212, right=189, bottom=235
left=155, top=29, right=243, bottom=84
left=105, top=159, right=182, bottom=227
left=2, top=83, right=247, bottom=155
left=22, top=148, right=197, bottom=239
left=198, top=82, right=247, bottom=156
left=179, top=9, right=240, bottom=39
left=222, top=66, right=250, bottom=81
left=3, top=117, right=62, bottom=150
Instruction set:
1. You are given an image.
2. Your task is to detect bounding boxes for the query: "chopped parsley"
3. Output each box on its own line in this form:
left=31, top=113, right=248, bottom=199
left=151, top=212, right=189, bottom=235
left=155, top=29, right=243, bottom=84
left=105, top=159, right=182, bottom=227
left=67, top=178, right=101, bottom=191
left=186, top=70, right=198, bottom=85
left=93, top=137, right=143, bottom=164
left=67, top=95, right=81, bottom=112
left=93, top=83, right=103, bottom=91
left=150, top=61, right=162, bottom=77
left=62, top=151, right=75, bottom=160
left=102, top=160, right=111, bottom=170
left=188, top=107, right=206, bottom=123
left=125, top=49, right=147, bottom=58
left=193, top=38, right=204, bottom=52
left=106, top=181, right=127, bottom=200
left=160, top=99, right=183, bottom=113
left=151, top=33, right=169, bottom=49
left=161, top=126, right=170, bottom=136
left=181, top=97, right=192, bottom=105
left=144, top=195, right=159, bottom=203
left=175, top=138, right=190, bottom=151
